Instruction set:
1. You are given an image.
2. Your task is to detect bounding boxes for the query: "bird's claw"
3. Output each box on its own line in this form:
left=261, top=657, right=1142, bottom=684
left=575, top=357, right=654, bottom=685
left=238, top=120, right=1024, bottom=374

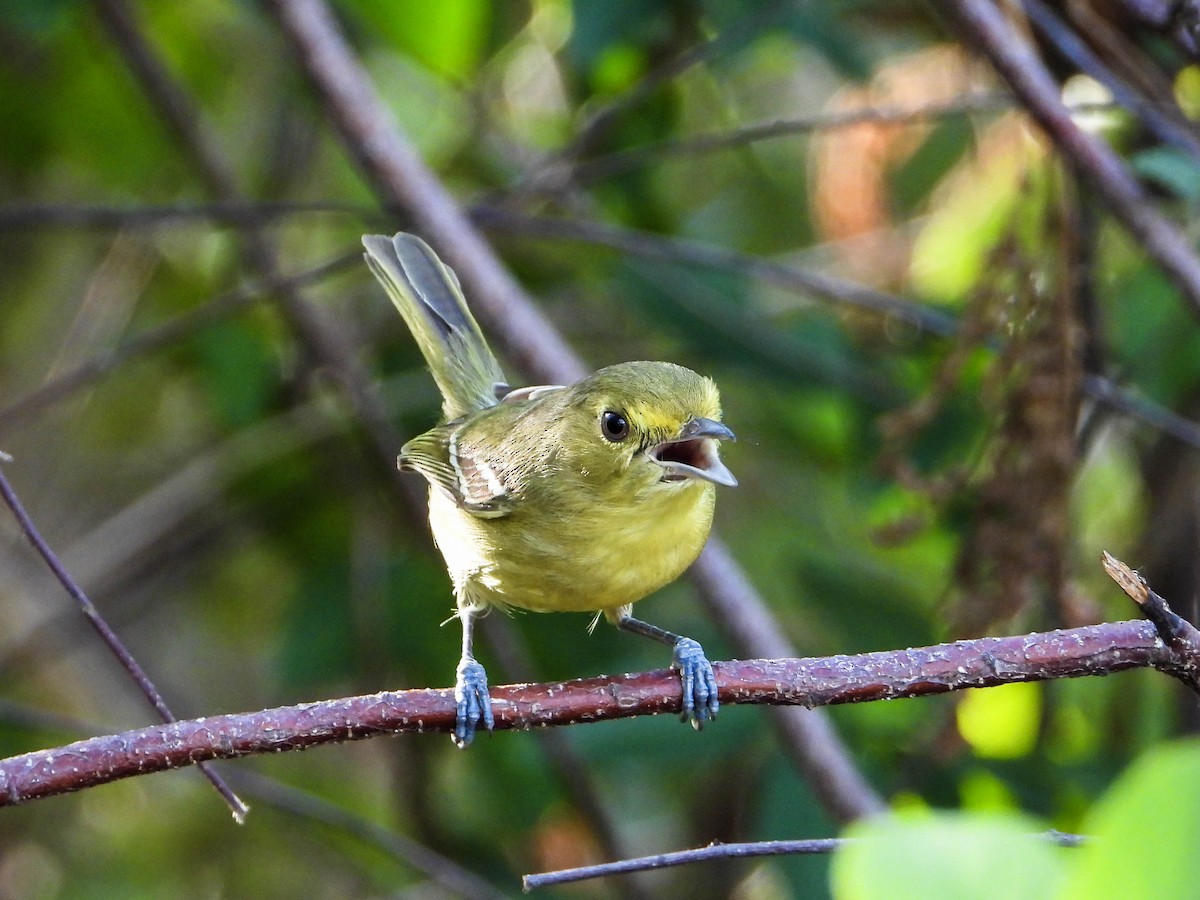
left=453, top=658, right=494, bottom=748
left=672, top=637, right=719, bottom=729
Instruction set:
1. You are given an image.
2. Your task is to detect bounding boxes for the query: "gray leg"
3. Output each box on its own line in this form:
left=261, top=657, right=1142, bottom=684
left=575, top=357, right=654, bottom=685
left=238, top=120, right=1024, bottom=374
left=453, top=606, right=493, bottom=747
left=612, top=611, right=719, bottom=728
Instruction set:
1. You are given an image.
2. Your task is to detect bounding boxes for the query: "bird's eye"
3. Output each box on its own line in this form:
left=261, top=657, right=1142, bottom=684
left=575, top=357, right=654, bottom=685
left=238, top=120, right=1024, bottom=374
left=600, top=410, right=630, bottom=442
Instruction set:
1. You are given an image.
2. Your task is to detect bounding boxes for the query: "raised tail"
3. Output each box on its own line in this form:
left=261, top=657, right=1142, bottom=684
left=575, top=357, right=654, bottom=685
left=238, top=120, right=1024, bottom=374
left=363, top=233, right=506, bottom=419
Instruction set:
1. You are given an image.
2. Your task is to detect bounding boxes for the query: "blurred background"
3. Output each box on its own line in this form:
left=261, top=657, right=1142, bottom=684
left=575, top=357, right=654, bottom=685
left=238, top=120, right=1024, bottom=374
left=2, top=0, right=1199, bottom=896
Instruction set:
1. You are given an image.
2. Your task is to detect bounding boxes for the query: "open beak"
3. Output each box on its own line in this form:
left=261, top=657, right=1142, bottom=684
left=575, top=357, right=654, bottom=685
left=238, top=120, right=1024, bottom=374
left=648, top=417, right=738, bottom=487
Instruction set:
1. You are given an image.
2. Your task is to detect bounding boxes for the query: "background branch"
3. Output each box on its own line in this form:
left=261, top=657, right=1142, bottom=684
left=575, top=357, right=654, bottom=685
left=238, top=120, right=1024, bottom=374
left=948, top=0, right=1200, bottom=317
left=0, top=462, right=247, bottom=819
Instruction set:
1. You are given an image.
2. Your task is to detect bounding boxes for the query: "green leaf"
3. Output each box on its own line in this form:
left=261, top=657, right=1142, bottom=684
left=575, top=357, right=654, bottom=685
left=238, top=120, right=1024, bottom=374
left=832, top=811, right=1066, bottom=900
left=348, top=0, right=491, bottom=79
left=1130, top=146, right=1200, bottom=203
left=1058, top=741, right=1200, bottom=899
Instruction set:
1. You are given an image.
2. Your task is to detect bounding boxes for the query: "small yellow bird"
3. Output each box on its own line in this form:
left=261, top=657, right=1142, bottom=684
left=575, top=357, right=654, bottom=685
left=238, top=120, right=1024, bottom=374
left=363, top=233, right=737, bottom=746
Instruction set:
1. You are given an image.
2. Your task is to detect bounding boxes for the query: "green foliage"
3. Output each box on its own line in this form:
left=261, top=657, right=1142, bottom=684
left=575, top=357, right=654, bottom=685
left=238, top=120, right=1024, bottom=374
left=832, top=741, right=1200, bottom=900
left=833, top=810, right=1067, bottom=900
left=0, top=1, right=1196, bottom=897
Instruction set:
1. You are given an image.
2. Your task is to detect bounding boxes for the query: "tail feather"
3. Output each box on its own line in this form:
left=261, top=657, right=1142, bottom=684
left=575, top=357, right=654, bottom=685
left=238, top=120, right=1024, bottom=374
left=364, top=233, right=505, bottom=419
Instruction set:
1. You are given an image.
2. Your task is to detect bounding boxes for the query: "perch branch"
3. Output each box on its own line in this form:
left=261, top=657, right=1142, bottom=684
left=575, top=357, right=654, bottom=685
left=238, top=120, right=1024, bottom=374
left=2, top=605, right=1195, bottom=809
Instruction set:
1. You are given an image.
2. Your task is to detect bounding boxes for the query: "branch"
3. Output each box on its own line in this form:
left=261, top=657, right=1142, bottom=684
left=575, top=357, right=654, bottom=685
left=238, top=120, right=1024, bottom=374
left=519, top=94, right=1101, bottom=194
left=3, top=610, right=1195, bottom=810
left=92, top=0, right=419, bottom=509
left=1102, top=551, right=1200, bottom=688
left=524, top=838, right=845, bottom=891
left=1021, top=0, right=1200, bottom=160
left=0, top=200, right=377, bottom=231
left=522, top=830, right=1088, bottom=890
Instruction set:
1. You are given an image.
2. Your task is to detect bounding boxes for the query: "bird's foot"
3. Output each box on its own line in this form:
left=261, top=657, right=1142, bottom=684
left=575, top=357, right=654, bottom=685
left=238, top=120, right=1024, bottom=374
left=672, top=637, right=719, bottom=729
left=453, top=657, right=494, bottom=748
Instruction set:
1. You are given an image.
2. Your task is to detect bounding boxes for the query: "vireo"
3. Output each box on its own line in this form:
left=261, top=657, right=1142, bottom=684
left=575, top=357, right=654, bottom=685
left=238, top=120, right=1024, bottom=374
left=363, top=233, right=737, bottom=747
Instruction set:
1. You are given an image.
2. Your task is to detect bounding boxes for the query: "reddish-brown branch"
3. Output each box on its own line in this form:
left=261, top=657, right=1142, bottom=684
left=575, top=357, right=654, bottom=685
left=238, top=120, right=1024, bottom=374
left=2, top=617, right=1191, bottom=809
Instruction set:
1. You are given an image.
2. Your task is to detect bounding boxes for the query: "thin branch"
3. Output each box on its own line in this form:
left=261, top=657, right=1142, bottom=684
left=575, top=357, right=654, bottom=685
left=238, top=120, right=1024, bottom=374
left=1103, top=551, right=1200, bottom=687
left=547, top=93, right=1017, bottom=190
left=266, top=0, right=586, bottom=387
left=0, top=460, right=248, bottom=821
left=688, top=539, right=887, bottom=822
left=562, top=97, right=1127, bottom=188
left=479, top=615, right=657, bottom=900
left=522, top=830, right=1088, bottom=890
left=0, top=249, right=361, bottom=432
left=0, top=371, right=432, bottom=692
left=231, top=772, right=510, bottom=900
left=2, top=605, right=1194, bottom=809
left=0, top=200, right=377, bottom=231
left=520, top=0, right=796, bottom=191
left=265, top=0, right=883, bottom=822
left=1112, top=0, right=1200, bottom=56
left=948, top=0, right=1200, bottom=318
left=475, top=206, right=959, bottom=337
left=0, top=698, right=506, bottom=900
left=524, top=838, right=845, bottom=891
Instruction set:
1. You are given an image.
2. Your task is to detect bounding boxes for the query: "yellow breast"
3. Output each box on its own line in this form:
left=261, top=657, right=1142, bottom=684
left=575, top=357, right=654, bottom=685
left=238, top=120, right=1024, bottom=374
left=428, top=479, right=715, bottom=615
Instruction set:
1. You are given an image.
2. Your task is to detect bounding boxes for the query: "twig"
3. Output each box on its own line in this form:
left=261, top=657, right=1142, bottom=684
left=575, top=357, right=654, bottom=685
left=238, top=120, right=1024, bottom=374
left=1113, top=0, right=1200, bottom=56
left=1102, top=551, right=1200, bottom=688
left=554, top=93, right=1016, bottom=189
left=948, top=0, right=1200, bottom=317
left=480, top=616, right=656, bottom=900
left=0, top=697, right=505, bottom=900
left=266, top=0, right=586, bottom=387
left=523, top=838, right=845, bottom=890
left=474, top=206, right=958, bottom=337
left=521, top=829, right=1088, bottom=889
left=263, top=0, right=884, bottom=822
left=0, top=460, right=248, bottom=821
left=0, top=200, right=380, bottom=231
left=231, top=772, right=510, bottom=900
left=1, top=609, right=1194, bottom=809
left=518, top=0, right=795, bottom=194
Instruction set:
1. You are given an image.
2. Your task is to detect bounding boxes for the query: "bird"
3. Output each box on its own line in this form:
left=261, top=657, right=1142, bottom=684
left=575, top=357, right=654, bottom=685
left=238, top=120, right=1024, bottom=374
left=363, top=232, right=737, bottom=746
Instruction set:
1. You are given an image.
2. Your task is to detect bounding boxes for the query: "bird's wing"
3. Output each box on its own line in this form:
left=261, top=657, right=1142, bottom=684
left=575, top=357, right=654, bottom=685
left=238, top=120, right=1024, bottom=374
left=400, top=424, right=516, bottom=519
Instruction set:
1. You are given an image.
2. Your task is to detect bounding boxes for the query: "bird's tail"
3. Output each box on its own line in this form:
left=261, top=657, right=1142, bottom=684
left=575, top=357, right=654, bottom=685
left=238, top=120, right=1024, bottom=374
left=363, top=232, right=506, bottom=419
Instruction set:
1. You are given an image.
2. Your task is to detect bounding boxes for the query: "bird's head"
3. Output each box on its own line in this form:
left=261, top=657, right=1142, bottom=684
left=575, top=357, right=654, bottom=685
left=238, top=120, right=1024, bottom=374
left=563, top=361, right=737, bottom=490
